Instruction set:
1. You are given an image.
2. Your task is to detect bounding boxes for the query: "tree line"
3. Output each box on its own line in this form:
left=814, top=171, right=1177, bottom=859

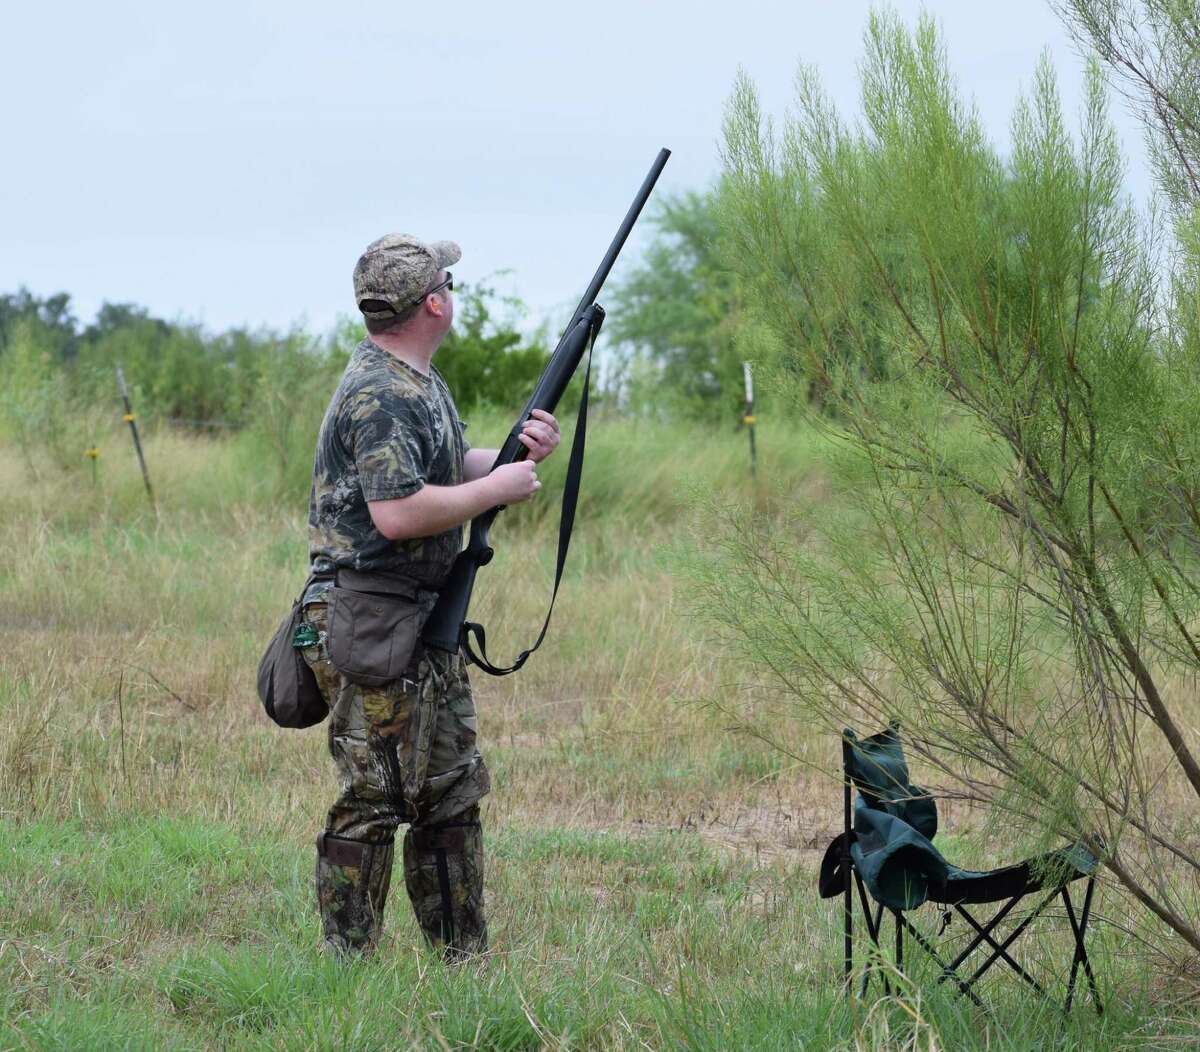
left=0, top=280, right=563, bottom=490
left=0, top=282, right=561, bottom=427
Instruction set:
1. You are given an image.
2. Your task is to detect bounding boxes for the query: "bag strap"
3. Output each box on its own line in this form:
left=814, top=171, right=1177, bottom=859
left=295, top=574, right=316, bottom=607
left=460, top=331, right=594, bottom=677
left=296, top=567, right=337, bottom=608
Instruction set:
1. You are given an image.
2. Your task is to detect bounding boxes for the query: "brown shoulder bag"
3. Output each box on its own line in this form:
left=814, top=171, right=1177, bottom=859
left=256, top=579, right=330, bottom=729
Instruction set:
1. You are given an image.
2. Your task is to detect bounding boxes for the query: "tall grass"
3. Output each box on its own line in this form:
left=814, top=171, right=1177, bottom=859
left=0, top=413, right=1194, bottom=1048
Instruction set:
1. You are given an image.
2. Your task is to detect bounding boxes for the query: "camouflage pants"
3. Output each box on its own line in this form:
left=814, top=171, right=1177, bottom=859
left=301, top=600, right=490, bottom=956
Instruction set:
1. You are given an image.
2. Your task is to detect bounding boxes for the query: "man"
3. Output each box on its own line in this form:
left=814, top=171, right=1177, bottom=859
left=299, top=233, right=560, bottom=957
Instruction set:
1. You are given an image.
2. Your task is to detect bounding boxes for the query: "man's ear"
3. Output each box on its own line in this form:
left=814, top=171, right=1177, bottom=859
left=427, top=294, right=444, bottom=317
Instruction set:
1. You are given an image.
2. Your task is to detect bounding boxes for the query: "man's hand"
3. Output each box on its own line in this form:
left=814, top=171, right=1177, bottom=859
left=517, top=409, right=560, bottom=462
left=487, top=461, right=541, bottom=504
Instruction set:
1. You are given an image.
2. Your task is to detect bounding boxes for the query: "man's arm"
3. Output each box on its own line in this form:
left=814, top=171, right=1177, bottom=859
left=463, top=448, right=499, bottom=483
left=368, top=462, right=539, bottom=542
left=374, top=409, right=563, bottom=540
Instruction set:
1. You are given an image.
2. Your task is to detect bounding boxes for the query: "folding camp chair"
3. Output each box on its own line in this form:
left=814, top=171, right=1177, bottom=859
left=818, top=725, right=1102, bottom=1014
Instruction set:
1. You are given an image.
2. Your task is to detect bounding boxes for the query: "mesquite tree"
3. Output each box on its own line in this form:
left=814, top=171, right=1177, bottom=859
left=708, top=11, right=1200, bottom=957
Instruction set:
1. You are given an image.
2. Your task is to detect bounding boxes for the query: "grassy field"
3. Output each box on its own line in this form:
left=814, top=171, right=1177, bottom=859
left=0, top=411, right=1195, bottom=1050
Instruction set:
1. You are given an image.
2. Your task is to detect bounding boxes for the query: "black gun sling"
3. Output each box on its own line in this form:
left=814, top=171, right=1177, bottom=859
left=461, top=334, right=594, bottom=677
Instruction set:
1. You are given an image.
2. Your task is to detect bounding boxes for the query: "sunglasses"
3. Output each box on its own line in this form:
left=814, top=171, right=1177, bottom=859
left=361, top=273, right=454, bottom=319
left=422, top=271, right=454, bottom=301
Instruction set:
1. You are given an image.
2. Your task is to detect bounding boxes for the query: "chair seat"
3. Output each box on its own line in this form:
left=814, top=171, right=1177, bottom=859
left=931, top=842, right=1098, bottom=904
left=820, top=829, right=1098, bottom=909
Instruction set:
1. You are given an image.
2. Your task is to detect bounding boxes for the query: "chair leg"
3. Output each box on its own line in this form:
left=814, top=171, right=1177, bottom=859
left=859, top=900, right=889, bottom=998
left=843, top=754, right=853, bottom=990
left=937, top=895, right=1023, bottom=980
left=892, top=909, right=987, bottom=1010
left=964, top=889, right=1059, bottom=988
left=854, top=872, right=889, bottom=997
left=849, top=869, right=880, bottom=944
left=954, top=905, right=1047, bottom=998
left=1063, top=880, right=1102, bottom=1016
left=895, top=909, right=903, bottom=971
left=843, top=868, right=852, bottom=989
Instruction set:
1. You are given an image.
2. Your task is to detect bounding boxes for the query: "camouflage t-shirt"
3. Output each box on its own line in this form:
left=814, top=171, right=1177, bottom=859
left=305, top=338, right=470, bottom=600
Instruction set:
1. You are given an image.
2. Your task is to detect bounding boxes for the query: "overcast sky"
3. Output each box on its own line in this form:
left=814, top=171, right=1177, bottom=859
left=2, top=1, right=1150, bottom=338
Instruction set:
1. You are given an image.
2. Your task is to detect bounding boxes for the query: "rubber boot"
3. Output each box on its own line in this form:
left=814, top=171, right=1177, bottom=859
left=315, top=831, right=394, bottom=955
left=403, top=806, right=487, bottom=960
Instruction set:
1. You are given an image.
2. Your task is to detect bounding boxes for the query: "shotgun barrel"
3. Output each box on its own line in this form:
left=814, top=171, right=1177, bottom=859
left=421, top=148, right=671, bottom=657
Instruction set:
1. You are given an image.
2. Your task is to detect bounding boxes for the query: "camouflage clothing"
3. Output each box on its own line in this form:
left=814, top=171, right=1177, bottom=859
left=404, top=807, right=487, bottom=959
left=302, top=338, right=488, bottom=958
left=301, top=601, right=490, bottom=837
left=301, top=597, right=489, bottom=957
left=306, top=338, right=470, bottom=603
left=315, top=836, right=394, bottom=954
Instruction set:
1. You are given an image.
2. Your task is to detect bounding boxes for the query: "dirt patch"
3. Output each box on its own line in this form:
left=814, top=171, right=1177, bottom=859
left=503, top=785, right=836, bottom=871
left=682, top=804, right=832, bottom=864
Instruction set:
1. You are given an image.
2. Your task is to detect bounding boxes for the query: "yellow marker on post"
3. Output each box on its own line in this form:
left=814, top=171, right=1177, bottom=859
left=85, top=446, right=100, bottom=486
left=116, top=366, right=155, bottom=510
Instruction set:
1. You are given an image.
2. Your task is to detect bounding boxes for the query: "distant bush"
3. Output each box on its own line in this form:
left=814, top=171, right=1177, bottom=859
left=433, top=278, right=551, bottom=414
left=0, top=320, right=79, bottom=475
left=0, top=280, right=554, bottom=490
left=607, top=191, right=745, bottom=419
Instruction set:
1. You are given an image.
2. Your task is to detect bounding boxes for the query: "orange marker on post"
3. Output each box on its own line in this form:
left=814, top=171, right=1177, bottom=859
left=743, top=361, right=757, bottom=480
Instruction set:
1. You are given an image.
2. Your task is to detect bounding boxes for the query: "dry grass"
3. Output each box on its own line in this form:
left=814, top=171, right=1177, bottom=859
left=0, top=423, right=1192, bottom=1048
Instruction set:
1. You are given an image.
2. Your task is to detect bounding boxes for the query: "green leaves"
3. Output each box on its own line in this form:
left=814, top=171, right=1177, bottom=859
left=711, top=8, right=1200, bottom=958
left=607, top=190, right=744, bottom=417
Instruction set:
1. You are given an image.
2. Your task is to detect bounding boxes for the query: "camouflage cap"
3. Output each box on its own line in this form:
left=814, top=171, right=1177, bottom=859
left=353, top=233, right=461, bottom=320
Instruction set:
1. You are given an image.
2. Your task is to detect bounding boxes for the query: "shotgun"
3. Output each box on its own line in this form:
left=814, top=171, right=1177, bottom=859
left=422, top=147, right=671, bottom=669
